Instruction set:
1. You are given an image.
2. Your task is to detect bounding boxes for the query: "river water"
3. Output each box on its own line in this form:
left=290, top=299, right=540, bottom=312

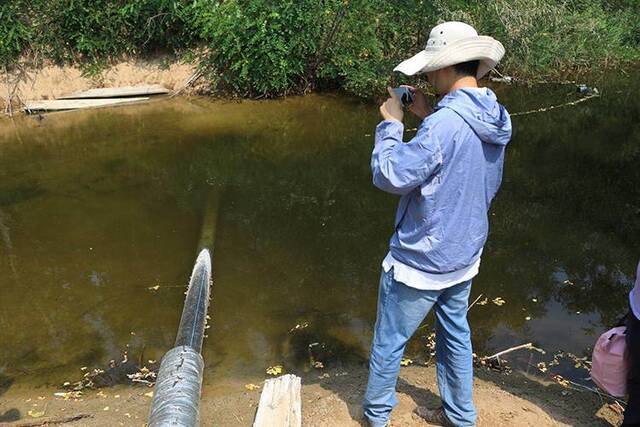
left=0, top=76, right=638, bottom=389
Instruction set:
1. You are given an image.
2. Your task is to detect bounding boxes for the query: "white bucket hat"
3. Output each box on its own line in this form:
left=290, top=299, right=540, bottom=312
left=394, top=21, right=505, bottom=79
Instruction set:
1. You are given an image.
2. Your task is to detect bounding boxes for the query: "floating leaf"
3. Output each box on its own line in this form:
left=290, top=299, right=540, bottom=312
left=551, top=374, right=570, bottom=387
left=245, top=383, right=261, bottom=391
left=492, top=297, right=506, bottom=306
left=425, top=332, right=436, bottom=351
left=266, top=365, right=283, bottom=376
left=54, top=391, right=82, bottom=400
left=400, top=358, right=413, bottom=366
left=28, top=409, right=45, bottom=418
left=147, top=285, right=160, bottom=291
left=288, top=322, right=310, bottom=333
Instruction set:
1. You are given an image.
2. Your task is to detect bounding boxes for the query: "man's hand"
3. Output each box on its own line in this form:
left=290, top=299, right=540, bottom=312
left=402, top=85, right=432, bottom=120
left=379, top=87, right=403, bottom=122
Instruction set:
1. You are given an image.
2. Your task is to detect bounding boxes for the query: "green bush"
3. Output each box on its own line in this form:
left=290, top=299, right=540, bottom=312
left=6, top=0, right=197, bottom=70
left=0, top=0, right=638, bottom=96
left=195, top=0, right=323, bottom=97
left=316, top=0, right=438, bottom=97
left=0, top=2, right=31, bottom=67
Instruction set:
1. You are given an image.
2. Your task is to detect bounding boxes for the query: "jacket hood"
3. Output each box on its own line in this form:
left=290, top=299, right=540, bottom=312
left=436, top=87, right=512, bottom=146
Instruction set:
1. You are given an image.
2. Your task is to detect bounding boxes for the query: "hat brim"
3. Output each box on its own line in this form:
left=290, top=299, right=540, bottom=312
left=393, top=50, right=436, bottom=76
left=393, top=36, right=505, bottom=79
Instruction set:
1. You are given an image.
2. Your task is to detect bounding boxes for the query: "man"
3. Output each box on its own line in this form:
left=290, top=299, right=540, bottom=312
left=363, top=22, right=512, bottom=427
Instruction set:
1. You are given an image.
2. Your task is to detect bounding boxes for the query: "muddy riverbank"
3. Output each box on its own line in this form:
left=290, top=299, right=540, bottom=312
left=1, top=58, right=203, bottom=112
left=0, top=364, right=623, bottom=426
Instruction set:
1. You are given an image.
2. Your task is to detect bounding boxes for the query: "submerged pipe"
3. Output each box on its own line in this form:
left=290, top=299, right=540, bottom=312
left=174, top=249, right=213, bottom=353
left=197, top=187, right=221, bottom=254
left=148, top=249, right=212, bottom=427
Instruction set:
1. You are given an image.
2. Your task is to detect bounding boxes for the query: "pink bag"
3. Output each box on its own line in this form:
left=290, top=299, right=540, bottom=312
left=591, top=326, right=629, bottom=397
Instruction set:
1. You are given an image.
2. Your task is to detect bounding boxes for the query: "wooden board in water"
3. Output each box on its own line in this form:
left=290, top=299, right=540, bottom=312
left=24, top=97, right=149, bottom=112
left=57, top=85, right=169, bottom=99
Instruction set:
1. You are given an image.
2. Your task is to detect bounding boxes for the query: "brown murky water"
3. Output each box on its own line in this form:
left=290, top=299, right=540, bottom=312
left=0, top=78, right=638, bottom=391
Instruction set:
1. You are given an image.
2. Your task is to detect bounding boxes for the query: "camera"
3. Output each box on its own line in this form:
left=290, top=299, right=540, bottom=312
left=392, top=87, right=414, bottom=108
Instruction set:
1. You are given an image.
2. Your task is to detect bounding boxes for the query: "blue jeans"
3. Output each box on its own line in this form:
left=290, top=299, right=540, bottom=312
left=363, top=268, right=477, bottom=427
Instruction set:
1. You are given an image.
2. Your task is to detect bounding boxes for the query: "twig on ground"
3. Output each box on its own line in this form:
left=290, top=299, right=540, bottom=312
left=1, top=413, right=93, bottom=426
left=170, top=69, right=203, bottom=98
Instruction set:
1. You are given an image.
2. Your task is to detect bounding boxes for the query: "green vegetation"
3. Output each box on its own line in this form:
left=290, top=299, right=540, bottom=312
left=1, top=0, right=639, bottom=97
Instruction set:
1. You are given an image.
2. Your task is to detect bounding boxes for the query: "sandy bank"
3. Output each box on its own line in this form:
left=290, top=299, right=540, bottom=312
left=1, top=58, right=204, bottom=112
left=0, top=364, right=622, bottom=426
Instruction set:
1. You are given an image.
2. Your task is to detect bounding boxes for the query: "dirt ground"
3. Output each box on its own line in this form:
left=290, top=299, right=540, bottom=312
left=0, top=364, right=623, bottom=426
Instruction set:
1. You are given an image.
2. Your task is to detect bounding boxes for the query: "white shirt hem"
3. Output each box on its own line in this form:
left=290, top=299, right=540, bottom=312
left=382, top=252, right=480, bottom=290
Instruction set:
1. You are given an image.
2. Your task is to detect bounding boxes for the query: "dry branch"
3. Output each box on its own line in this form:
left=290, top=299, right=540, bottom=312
left=467, top=293, right=484, bottom=311
left=483, top=343, right=534, bottom=360
left=0, top=413, right=92, bottom=427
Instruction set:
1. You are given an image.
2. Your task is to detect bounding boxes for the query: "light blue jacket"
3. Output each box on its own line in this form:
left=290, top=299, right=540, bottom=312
left=372, top=87, right=512, bottom=274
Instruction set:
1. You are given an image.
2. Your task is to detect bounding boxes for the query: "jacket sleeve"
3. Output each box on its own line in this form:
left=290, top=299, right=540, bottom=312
left=371, top=119, right=443, bottom=195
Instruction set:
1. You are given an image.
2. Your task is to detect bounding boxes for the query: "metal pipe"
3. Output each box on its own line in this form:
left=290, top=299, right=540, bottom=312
left=148, top=249, right=212, bottom=427
left=174, top=249, right=213, bottom=353
left=148, top=346, right=204, bottom=426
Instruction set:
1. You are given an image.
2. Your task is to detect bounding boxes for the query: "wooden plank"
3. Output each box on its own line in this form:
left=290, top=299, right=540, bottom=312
left=23, top=97, right=149, bottom=112
left=253, top=374, right=301, bottom=427
left=57, top=84, right=169, bottom=99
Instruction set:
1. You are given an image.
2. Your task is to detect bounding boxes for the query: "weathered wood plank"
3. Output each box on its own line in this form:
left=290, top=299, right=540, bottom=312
left=23, top=97, right=149, bottom=112
left=253, top=374, right=301, bottom=427
left=57, top=84, right=169, bottom=99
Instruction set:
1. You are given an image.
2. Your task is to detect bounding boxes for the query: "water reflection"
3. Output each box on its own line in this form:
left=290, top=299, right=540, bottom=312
left=0, top=75, right=638, bottom=386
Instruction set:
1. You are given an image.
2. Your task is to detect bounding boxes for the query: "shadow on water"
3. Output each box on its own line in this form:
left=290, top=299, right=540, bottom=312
left=0, top=374, right=20, bottom=422
left=0, top=71, right=638, bottom=393
left=0, top=182, right=46, bottom=207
